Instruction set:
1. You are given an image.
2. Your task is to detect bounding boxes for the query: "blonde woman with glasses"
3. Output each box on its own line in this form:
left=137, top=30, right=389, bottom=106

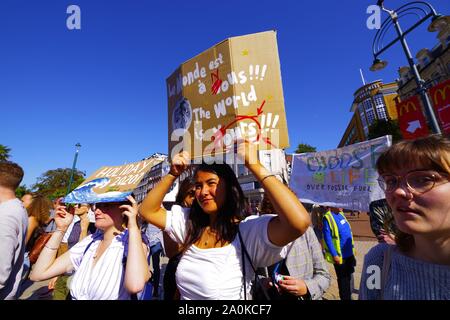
left=360, top=134, right=450, bottom=300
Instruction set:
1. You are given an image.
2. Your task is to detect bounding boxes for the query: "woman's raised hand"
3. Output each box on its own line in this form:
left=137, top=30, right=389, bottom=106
left=169, top=151, right=190, bottom=177
left=236, top=139, right=258, bottom=167
left=121, top=195, right=139, bottom=229
left=54, top=205, right=74, bottom=231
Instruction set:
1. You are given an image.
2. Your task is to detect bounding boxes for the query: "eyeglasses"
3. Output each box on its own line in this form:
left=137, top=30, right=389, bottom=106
left=91, top=202, right=122, bottom=210
left=378, top=170, right=449, bottom=194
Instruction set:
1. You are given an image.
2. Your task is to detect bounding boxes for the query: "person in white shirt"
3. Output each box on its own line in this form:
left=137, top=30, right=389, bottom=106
left=30, top=195, right=150, bottom=300
left=139, top=141, right=311, bottom=300
left=0, top=161, right=28, bottom=300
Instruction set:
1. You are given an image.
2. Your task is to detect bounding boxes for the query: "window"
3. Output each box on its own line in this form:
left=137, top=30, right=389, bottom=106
left=363, top=99, right=376, bottom=125
left=376, top=105, right=388, bottom=120
left=374, top=94, right=387, bottom=120
left=422, top=56, right=430, bottom=66
left=431, top=72, right=440, bottom=80
left=358, top=104, right=369, bottom=137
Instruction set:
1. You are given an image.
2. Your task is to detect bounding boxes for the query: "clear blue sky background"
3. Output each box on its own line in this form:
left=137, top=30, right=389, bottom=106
left=1, top=0, right=449, bottom=187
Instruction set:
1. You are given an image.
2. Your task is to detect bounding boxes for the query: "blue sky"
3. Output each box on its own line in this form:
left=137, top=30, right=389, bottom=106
left=1, top=0, right=449, bottom=187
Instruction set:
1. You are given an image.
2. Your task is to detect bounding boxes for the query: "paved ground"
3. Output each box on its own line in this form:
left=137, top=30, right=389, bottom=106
left=19, top=213, right=377, bottom=300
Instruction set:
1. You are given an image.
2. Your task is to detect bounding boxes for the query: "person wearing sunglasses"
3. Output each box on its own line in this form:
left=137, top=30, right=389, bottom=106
left=360, top=134, right=450, bottom=300
left=29, top=196, right=150, bottom=300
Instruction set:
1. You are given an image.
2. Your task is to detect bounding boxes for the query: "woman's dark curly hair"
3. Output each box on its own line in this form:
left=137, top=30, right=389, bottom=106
left=181, top=163, right=246, bottom=251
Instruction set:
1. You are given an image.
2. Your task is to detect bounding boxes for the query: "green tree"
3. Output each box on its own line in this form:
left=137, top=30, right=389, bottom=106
left=295, top=143, right=317, bottom=154
left=368, top=119, right=403, bottom=143
left=31, top=168, right=85, bottom=199
left=0, top=144, right=11, bottom=161
left=15, top=184, right=32, bottom=198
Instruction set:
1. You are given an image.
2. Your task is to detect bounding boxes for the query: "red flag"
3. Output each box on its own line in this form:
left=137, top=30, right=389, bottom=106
left=429, top=79, right=450, bottom=134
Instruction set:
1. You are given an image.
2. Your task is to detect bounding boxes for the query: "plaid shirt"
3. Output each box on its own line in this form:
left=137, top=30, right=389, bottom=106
left=285, top=227, right=331, bottom=300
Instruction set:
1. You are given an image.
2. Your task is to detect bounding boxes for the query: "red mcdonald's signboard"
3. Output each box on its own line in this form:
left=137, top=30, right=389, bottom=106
left=396, top=95, right=430, bottom=140
left=429, top=79, right=450, bottom=134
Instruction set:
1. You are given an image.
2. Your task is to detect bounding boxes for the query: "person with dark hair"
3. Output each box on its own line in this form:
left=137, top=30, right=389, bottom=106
left=162, top=178, right=195, bottom=300
left=139, top=142, right=311, bottom=299
left=360, top=134, right=450, bottom=300
left=0, top=161, right=28, bottom=299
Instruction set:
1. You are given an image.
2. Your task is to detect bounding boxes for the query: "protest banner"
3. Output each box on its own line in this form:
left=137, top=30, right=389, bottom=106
left=289, top=135, right=392, bottom=212
left=64, top=158, right=164, bottom=203
left=166, top=30, right=289, bottom=161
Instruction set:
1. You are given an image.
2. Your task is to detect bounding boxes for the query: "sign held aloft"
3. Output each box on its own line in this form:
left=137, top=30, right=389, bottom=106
left=64, top=158, right=163, bottom=204
left=166, top=30, right=289, bottom=161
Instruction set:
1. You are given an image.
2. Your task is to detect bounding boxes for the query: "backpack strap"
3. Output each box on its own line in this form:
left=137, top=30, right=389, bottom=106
left=380, top=245, right=393, bottom=300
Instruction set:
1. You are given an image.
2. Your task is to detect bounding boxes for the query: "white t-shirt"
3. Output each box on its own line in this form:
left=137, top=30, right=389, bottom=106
left=69, top=230, right=148, bottom=300
left=165, top=205, right=290, bottom=300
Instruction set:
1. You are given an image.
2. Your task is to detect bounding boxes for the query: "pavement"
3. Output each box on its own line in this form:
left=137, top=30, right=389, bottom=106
left=19, top=213, right=378, bottom=300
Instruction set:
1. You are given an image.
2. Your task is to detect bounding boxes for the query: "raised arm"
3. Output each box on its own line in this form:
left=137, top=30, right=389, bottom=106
left=122, top=196, right=151, bottom=294
left=29, top=205, right=74, bottom=281
left=237, top=141, right=311, bottom=246
left=139, top=152, right=189, bottom=229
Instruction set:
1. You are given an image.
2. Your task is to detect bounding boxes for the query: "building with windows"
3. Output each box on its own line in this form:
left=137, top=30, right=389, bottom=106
left=338, top=80, right=398, bottom=147
left=396, top=23, right=450, bottom=101
left=133, top=153, right=168, bottom=204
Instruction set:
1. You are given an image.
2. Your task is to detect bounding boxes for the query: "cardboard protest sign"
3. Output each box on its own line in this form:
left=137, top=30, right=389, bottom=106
left=289, top=136, right=392, bottom=212
left=167, top=30, right=289, bottom=160
left=64, top=158, right=163, bottom=204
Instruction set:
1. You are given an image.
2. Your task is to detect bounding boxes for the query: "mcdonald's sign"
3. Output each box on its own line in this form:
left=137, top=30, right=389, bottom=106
left=395, top=95, right=429, bottom=140
left=429, top=79, right=450, bottom=134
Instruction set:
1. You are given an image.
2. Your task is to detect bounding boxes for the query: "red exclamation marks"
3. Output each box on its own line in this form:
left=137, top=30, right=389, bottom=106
left=211, top=69, right=222, bottom=95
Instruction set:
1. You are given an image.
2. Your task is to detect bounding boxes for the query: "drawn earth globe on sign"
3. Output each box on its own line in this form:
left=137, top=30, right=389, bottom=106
left=172, top=97, right=192, bottom=133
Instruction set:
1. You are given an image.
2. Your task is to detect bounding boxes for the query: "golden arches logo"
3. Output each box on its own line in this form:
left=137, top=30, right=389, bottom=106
left=433, top=84, right=450, bottom=105
left=399, top=101, right=417, bottom=116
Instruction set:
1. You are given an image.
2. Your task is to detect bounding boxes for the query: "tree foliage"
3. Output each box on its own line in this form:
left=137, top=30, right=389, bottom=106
left=368, top=119, right=403, bottom=143
left=295, top=143, right=317, bottom=154
left=31, top=168, right=85, bottom=199
left=15, top=184, right=32, bottom=198
left=0, top=144, right=11, bottom=161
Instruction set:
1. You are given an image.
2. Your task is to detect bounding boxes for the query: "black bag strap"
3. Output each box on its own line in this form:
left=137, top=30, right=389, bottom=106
left=237, top=228, right=257, bottom=300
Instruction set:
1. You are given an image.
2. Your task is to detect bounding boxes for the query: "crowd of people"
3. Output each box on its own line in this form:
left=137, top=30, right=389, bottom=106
left=0, top=135, right=449, bottom=300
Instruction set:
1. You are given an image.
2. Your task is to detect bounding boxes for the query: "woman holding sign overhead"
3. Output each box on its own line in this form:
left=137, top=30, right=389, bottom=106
left=139, top=141, right=311, bottom=300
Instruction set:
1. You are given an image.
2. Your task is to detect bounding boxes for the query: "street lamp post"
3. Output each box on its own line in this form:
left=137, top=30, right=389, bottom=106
left=370, top=0, right=450, bottom=134
left=67, top=143, right=81, bottom=195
